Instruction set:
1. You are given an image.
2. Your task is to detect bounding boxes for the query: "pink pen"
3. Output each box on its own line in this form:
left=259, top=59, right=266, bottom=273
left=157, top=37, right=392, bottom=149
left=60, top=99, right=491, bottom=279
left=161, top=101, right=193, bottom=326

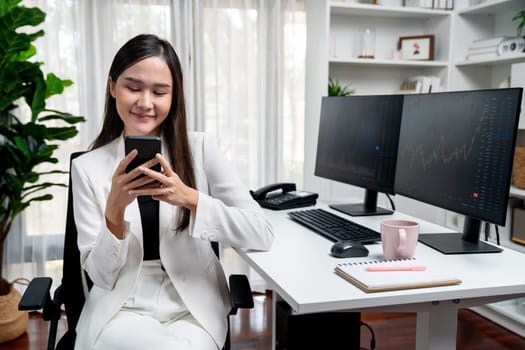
left=366, top=265, right=427, bottom=272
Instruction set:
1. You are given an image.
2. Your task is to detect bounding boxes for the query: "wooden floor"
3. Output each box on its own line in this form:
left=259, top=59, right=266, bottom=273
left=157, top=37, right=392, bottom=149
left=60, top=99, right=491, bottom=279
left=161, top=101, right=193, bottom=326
left=2, top=291, right=525, bottom=349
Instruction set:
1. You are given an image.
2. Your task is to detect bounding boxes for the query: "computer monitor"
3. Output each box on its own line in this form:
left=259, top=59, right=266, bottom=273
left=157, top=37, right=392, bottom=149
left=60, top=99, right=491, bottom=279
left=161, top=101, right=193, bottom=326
left=395, top=88, right=523, bottom=254
left=314, top=95, right=404, bottom=216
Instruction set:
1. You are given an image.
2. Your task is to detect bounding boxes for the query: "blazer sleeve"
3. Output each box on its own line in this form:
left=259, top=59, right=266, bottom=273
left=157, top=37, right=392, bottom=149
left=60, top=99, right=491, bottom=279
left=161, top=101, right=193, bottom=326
left=71, top=156, right=130, bottom=290
left=190, top=134, right=274, bottom=251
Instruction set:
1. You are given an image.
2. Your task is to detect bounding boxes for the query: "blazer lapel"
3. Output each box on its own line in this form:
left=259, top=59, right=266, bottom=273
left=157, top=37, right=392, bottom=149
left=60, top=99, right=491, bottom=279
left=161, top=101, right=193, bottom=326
left=159, top=200, right=172, bottom=241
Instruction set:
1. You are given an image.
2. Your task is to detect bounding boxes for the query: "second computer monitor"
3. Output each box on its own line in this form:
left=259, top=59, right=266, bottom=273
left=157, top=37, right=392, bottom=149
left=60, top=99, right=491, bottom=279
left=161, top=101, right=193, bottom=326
left=315, top=95, right=404, bottom=216
left=395, top=88, right=522, bottom=254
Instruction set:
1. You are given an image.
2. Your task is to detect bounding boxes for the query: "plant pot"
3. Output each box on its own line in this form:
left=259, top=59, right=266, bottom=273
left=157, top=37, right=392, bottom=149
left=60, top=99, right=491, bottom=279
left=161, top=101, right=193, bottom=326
left=0, top=284, right=29, bottom=343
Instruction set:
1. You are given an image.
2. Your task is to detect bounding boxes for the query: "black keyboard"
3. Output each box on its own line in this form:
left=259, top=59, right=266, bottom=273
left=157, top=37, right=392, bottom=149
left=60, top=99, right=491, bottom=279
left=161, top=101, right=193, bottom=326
left=287, top=208, right=381, bottom=244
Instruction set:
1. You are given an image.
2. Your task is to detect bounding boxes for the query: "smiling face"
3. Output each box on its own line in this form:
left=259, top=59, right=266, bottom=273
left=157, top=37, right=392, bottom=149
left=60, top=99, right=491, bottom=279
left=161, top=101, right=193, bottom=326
left=109, top=56, right=173, bottom=137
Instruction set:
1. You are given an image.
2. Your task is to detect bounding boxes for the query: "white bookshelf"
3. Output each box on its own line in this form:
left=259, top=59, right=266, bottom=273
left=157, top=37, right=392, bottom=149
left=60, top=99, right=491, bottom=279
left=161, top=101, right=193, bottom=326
left=510, top=185, right=525, bottom=199
left=455, top=0, right=524, bottom=15
left=328, top=2, right=451, bottom=96
left=455, top=53, right=525, bottom=67
left=304, top=0, right=525, bottom=336
left=330, top=57, right=449, bottom=67
left=450, top=0, right=525, bottom=93
left=331, top=2, right=450, bottom=17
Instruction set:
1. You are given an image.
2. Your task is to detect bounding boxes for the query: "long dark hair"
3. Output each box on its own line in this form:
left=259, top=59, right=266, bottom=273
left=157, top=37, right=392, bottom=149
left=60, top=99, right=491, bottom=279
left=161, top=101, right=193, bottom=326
left=91, top=34, right=195, bottom=231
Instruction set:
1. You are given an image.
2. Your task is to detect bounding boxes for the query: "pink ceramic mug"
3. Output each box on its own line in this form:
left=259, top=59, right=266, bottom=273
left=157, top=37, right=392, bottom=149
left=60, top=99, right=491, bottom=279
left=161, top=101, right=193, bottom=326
left=381, top=220, right=419, bottom=260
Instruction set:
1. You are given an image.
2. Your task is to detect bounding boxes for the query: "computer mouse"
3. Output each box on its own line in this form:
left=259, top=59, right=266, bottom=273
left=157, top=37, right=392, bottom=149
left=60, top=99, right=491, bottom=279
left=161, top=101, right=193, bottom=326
left=330, top=240, right=369, bottom=258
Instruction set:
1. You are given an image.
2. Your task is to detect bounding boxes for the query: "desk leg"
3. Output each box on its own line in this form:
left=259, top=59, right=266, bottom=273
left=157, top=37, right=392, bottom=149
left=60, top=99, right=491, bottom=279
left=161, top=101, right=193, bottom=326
left=416, top=310, right=457, bottom=350
left=271, top=290, right=278, bottom=350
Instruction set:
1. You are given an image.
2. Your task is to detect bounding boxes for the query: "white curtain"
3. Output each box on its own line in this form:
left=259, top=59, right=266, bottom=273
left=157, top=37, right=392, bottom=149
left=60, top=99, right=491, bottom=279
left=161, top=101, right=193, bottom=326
left=5, top=0, right=305, bottom=293
left=194, top=0, right=306, bottom=289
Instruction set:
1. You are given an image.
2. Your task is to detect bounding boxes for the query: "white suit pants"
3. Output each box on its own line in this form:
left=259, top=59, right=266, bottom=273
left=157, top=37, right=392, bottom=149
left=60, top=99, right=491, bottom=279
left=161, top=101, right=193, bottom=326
left=92, top=260, right=218, bottom=350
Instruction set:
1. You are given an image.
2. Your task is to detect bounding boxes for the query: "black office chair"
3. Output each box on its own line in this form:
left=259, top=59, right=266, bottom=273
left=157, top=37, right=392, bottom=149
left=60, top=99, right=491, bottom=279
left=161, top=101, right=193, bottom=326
left=18, top=152, right=254, bottom=350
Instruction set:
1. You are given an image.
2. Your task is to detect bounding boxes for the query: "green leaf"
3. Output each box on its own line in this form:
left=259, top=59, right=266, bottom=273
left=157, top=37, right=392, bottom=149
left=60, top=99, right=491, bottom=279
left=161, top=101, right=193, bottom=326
left=0, top=0, right=23, bottom=18
left=13, top=136, right=30, bottom=160
left=44, top=73, right=74, bottom=99
left=30, top=75, right=46, bottom=120
left=0, top=32, right=31, bottom=60
left=45, top=72, right=65, bottom=98
left=39, top=113, right=86, bottom=124
left=46, top=126, right=79, bottom=140
left=0, top=61, right=45, bottom=115
left=11, top=44, right=37, bottom=62
left=23, top=183, right=66, bottom=198
left=513, top=10, right=525, bottom=36
left=12, top=122, right=49, bottom=138
left=24, top=182, right=67, bottom=191
left=328, top=77, right=355, bottom=96
left=11, top=202, right=30, bottom=218
left=35, top=170, right=68, bottom=176
left=23, top=171, right=39, bottom=183
left=0, top=4, right=46, bottom=31
left=26, top=194, right=53, bottom=202
left=0, top=31, right=45, bottom=63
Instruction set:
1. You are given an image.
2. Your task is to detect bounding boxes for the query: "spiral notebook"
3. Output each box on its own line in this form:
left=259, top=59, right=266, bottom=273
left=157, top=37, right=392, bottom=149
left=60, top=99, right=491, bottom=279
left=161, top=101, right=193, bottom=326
left=334, top=258, right=462, bottom=293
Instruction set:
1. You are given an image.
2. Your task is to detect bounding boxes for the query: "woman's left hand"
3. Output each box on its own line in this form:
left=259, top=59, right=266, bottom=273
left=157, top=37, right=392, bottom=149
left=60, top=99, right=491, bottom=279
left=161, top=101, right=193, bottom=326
left=129, top=153, right=199, bottom=211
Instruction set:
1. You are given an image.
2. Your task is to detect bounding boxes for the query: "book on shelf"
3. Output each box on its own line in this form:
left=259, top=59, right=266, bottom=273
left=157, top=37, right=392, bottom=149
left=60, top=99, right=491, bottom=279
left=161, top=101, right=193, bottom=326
left=433, top=0, right=454, bottom=10
left=404, top=0, right=433, bottom=8
left=466, top=52, right=499, bottom=61
left=465, top=43, right=500, bottom=60
left=397, top=75, right=441, bottom=94
left=398, top=80, right=422, bottom=94
left=467, top=46, right=499, bottom=55
left=404, top=0, right=454, bottom=10
left=334, top=258, right=462, bottom=293
left=469, top=36, right=509, bottom=50
left=465, top=39, right=501, bottom=60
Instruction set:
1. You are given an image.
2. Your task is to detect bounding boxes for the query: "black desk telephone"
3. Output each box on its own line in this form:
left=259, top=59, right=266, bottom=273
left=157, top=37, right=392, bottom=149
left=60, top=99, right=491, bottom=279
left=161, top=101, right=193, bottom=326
left=250, top=183, right=318, bottom=210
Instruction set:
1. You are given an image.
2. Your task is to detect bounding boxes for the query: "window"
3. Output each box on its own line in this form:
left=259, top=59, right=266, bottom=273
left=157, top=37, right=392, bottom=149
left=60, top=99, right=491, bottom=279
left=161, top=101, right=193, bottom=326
left=6, top=0, right=305, bottom=289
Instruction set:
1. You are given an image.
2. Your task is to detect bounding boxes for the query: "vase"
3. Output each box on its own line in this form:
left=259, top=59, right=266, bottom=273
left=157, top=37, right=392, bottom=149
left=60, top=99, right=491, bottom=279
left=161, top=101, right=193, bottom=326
left=357, top=25, right=376, bottom=59
left=0, top=283, right=29, bottom=343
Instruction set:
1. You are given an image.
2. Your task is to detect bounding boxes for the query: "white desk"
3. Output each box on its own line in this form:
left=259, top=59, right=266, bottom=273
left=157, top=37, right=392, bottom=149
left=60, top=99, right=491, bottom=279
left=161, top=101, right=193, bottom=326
left=235, top=203, right=525, bottom=350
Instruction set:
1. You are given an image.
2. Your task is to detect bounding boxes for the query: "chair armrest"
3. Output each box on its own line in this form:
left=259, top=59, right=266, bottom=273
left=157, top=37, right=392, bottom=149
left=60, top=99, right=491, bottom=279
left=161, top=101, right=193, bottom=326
left=229, top=274, right=254, bottom=315
left=18, top=277, right=63, bottom=322
left=19, top=277, right=63, bottom=350
left=19, top=277, right=53, bottom=311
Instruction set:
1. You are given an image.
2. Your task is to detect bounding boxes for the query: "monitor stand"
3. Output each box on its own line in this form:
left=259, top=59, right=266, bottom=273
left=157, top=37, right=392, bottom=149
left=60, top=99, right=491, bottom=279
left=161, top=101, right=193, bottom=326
left=418, top=233, right=502, bottom=254
left=329, top=190, right=393, bottom=217
left=418, top=217, right=502, bottom=254
left=330, top=203, right=392, bottom=217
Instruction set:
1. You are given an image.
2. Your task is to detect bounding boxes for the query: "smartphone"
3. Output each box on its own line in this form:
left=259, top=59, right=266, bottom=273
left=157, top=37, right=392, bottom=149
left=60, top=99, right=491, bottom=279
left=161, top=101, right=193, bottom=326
left=124, top=136, right=162, bottom=174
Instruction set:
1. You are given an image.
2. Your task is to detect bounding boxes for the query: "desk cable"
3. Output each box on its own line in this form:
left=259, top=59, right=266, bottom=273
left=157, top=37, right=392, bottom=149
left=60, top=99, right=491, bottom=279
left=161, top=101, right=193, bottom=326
left=484, top=222, right=501, bottom=245
left=360, top=321, right=376, bottom=350
left=385, top=194, right=396, bottom=211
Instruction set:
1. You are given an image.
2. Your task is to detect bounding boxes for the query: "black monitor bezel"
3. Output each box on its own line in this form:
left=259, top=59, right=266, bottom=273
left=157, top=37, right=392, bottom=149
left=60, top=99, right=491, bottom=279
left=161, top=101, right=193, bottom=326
left=314, top=94, right=404, bottom=196
left=394, top=88, right=522, bottom=227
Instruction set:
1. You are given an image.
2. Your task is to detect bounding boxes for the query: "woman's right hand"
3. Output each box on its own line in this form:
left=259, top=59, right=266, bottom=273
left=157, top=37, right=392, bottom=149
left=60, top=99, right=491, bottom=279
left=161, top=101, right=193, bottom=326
left=104, top=150, right=160, bottom=239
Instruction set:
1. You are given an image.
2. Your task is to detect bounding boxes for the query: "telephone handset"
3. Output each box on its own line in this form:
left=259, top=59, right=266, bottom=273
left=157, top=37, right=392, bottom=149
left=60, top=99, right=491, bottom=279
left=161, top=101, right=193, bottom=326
left=250, top=182, right=318, bottom=210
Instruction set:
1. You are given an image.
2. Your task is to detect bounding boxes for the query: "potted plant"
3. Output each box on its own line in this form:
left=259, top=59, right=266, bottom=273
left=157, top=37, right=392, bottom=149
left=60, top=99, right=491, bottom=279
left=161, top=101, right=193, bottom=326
left=513, top=9, right=525, bottom=37
left=0, top=0, right=84, bottom=341
left=328, top=77, right=355, bottom=96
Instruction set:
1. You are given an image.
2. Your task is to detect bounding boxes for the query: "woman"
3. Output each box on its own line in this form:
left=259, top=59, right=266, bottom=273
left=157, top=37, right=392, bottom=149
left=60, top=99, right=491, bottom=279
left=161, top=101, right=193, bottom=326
left=71, top=34, right=274, bottom=350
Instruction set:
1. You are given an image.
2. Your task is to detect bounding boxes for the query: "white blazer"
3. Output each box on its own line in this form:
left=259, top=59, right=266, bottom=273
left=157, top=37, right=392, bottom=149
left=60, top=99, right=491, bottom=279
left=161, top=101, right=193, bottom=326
left=71, top=132, right=274, bottom=349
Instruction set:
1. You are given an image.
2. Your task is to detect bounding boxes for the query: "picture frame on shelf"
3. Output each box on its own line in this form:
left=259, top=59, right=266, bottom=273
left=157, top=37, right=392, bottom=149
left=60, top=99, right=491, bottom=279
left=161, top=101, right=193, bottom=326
left=398, top=35, right=434, bottom=61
